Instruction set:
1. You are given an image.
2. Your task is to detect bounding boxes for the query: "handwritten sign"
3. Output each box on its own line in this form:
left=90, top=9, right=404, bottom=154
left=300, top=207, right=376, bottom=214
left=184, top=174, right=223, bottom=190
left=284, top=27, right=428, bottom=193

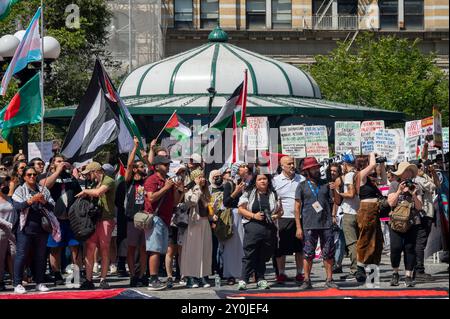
left=433, top=108, right=443, bottom=148
left=246, top=117, right=269, bottom=151
left=334, top=121, right=361, bottom=155
left=28, top=142, right=53, bottom=163
left=389, top=128, right=405, bottom=162
left=305, top=126, right=329, bottom=162
left=280, top=125, right=306, bottom=158
left=361, top=120, right=385, bottom=154
left=374, top=129, right=398, bottom=163
left=405, top=120, right=421, bottom=160
left=443, top=127, right=449, bottom=154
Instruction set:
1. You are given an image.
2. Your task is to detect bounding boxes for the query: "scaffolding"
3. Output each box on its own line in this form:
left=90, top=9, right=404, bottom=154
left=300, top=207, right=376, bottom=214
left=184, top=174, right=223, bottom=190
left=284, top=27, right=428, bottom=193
left=106, top=0, right=169, bottom=76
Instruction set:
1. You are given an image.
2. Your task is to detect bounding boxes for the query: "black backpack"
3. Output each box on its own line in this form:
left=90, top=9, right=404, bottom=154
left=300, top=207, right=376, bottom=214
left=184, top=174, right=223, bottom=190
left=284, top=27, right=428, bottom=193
left=68, top=197, right=101, bottom=241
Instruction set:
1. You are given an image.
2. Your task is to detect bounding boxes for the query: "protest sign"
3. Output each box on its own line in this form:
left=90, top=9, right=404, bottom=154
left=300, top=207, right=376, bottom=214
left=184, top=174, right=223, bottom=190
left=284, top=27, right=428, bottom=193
left=334, top=121, right=361, bottom=155
left=361, top=120, right=385, bottom=155
left=374, top=129, right=398, bottom=163
left=388, top=128, right=405, bottom=162
left=405, top=120, right=421, bottom=160
left=280, top=125, right=306, bottom=158
left=305, top=126, right=329, bottom=162
left=421, top=116, right=437, bottom=151
left=443, top=127, right=449, bottom=154
left=246, top=117, right=269, bottom=151
left=28, top=142, right=53, bottom=163
left=433, top=107, right=443, bottom=148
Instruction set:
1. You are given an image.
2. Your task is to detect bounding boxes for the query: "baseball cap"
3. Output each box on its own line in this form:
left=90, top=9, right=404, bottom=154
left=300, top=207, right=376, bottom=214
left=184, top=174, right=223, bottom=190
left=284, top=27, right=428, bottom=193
left=153, top=155, right=172, bottom=166
left=81, top=162, right=102, bottom=175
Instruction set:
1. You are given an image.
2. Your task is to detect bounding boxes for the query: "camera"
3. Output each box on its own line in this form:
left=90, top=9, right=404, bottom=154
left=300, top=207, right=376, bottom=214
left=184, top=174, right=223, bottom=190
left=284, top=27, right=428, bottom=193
left=262, top=208, right=274, bottom=225
left=375, top=156, right=387, bottom=164
left=404, top=179, right=415, bottom=190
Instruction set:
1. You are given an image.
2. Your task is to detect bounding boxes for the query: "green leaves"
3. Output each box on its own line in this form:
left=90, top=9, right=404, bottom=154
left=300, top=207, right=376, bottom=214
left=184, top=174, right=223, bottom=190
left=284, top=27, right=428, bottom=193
left=308, top=33, right=449, bottom=123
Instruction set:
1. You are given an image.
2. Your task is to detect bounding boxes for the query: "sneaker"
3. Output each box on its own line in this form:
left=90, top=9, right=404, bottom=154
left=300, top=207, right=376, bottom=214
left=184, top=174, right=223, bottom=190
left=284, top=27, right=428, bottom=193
left=276, top=273, right=288, bottom=284
left=355, top=267, right=367, bottom=283
left=166, top=277, right=174, bottom=289
left=179, top=277, right=187, bottom=286
left=99, top=279, right=110, bottom=289
left=14, top=284, right=26, bottom=294
left=185, top=277, right=199, bottom=289
left=324, top=279, right=339, bottom=289
left=79, top=280, right=95, bottom=290
left=237, top=280, right=247, bottom=290
left=109, top=264, right=117, bottom=275
left=390, top=272, right=400, bottom=286
left=36, top=284, right=50, bottom=292
left=200, top=277, right=211, bottom=288
left=256, top=280, right=270, bottom=289
left=93, top=263, right=100, bottom=274
left=54, top=272, right=65, bottom=286
left=415, top=272, right=433, bottom=282
left=405, top=276, right=415, bottom=287
left=299, top=279, right=313, bottom=290
left=130, top=276, right=139, bottom=287
left=341, top=273, right=357, bottom=281
left=147, top=278, right=167, bottom=291
left=332, top=266, right=343, bottom=274
left=295, top=274, right=305, bottom=284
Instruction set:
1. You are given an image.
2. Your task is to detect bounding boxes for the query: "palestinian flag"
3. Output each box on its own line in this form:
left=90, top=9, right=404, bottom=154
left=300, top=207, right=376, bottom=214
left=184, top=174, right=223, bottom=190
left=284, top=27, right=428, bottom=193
left=116, top=160, right=126, bottom=184
left=164, top=112, right=191, bottom=141
left=200, top=70, right=248, bottom=134
left=61, top=59, right=138, bottom=164
left=0, top=72, right=41, bottom=139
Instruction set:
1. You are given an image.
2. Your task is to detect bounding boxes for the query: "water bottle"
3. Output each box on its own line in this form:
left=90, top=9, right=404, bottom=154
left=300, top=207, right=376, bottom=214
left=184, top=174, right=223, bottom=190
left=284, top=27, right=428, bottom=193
left=214, top=272, right=221, bottom=288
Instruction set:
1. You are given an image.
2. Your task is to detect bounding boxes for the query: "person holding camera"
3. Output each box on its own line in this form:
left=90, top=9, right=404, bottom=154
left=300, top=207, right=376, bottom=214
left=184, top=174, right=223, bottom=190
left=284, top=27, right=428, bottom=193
left=387, top=162, right=423, bottom=287
left=37, top=155, right=82, bottom=286
left=353, top=153, right=385, bottom=282
left=295, top=157, right=340, bottom=290
left=180, top=169, right=213, bottom=288
left=237, top=172, right=282, bottom=290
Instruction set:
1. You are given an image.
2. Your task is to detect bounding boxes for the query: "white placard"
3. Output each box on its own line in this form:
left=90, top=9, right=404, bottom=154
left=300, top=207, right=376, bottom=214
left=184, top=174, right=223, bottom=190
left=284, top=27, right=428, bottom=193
left=405, top=120, right=421, bottom=160
left=28, top=142, right=53, bottom=163
left=374, top=129, right=398, bottom=164
left=305, top=125, right=329, bottom=162
left=388, top=128, right=405, bottom=162
left=443, top=127, right=449, bottom=154
left=246, top=117, right=269, bottom=151
left=334, top=121, right=361, bottom=155
left=280, top=125, right=306, bottom=158
left=360, top=120, right=385, bottom=155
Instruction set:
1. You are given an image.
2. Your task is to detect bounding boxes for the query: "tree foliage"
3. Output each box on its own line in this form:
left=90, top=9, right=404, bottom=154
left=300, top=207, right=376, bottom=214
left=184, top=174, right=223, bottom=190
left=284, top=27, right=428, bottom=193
left=307, top=33, right=449, bottom=123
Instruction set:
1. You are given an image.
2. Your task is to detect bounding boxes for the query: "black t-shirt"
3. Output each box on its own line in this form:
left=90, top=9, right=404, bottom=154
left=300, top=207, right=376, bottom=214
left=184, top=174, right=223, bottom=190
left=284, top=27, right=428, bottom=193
left=37, top=172, right=82, bottom=220
left=251, top=192, right=271, bottom=214
left=125, top=178, right=146, bottom=221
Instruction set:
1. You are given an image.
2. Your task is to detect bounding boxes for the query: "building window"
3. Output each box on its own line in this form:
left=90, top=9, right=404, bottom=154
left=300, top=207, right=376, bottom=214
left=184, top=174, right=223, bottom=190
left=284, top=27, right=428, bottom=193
left=201, top=0, right=219, bottom=29
left=174, top=0, right=193, bottom=29
left=338, top=0, right=357, bottom=15
left=246, top=0, right=266, bottom=29
left=272, top=0, right=291, bottom=29
left=313, top=0, right=332, bottom=15
left=404, top=0, right=423, bottom=30
left=379, top=0, right=398, bottom=29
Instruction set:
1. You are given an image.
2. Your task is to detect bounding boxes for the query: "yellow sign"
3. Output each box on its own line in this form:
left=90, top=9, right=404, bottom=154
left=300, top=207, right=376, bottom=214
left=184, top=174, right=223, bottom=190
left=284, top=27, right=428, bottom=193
left=0, top=141, right=13, bottom=154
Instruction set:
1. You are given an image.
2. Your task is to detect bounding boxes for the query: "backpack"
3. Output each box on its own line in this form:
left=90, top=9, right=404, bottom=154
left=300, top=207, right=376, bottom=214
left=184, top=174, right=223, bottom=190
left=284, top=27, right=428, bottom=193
left=68, top=197, right=101, bottom=241
left=211, top=191, right=233, bottom=241
left=389, top=200, right=413, bottom=233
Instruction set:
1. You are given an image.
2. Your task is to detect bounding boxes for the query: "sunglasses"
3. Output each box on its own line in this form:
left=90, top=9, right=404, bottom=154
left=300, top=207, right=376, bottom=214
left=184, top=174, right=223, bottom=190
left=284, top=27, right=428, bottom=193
left=26, top=173, right=37, bottom=177
left=137, top=165, right=145, bottom=168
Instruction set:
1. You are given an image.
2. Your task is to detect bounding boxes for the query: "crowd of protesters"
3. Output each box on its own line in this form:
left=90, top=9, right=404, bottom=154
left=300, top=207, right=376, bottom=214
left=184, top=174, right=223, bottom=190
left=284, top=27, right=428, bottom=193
left=0, top=138, right=448, bottom=293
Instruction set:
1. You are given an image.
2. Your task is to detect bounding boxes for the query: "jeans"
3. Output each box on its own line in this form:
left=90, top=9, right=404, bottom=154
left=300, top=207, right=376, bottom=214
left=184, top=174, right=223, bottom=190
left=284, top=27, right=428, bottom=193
left=415, top=216, right=433, bottom=273
left=13, top=230, right=48, bottom=286
left=334, top=229, right=346, bottom=268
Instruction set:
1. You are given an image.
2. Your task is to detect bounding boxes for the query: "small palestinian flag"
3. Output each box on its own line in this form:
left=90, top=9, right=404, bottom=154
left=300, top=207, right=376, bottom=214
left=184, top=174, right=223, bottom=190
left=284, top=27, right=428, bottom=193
left=164, top=112, right=191, bottom=141
left=116, top=160, right=126, bottom=184
left=0, top=72, right=42, bottom=139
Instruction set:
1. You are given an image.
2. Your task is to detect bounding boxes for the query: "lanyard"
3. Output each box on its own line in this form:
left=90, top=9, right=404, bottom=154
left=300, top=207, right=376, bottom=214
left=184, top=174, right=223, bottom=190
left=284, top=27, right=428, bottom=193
left=307, top=180, right=320, bottom=200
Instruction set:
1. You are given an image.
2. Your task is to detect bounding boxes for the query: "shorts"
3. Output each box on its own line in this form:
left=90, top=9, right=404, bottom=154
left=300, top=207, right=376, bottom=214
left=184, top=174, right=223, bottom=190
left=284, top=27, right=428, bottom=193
left=303, top=228, right=335, bottom=261
left=275, top=218, right=303, bottom=257
left=145, top=216, right=169, bottom=254
left=86, top=219, right=116, bottom=248
left=168, top=226, right=178, bottom=246
left=127, top=221, right=145, bottom=247
left=47, top=219, right=79, bottom=248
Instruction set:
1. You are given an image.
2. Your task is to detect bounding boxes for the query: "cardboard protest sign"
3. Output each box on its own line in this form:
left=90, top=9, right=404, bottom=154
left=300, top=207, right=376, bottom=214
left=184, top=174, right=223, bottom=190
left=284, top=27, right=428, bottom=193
left=280, top=125, right=306, bottom=158
left=374, top=129, right=398, bottom=163
left=246, top=117, right=269, bottom=151
left=405, top=120, right=421, bottom=160
left=361, top=120, right=385, bottom=155
left=443, top=127, right=449, bottom=154
left=388, top=128, right=405, bottom=162
left=305, top=126, right=329, bottom=162
left=334, top=121, right=361, bottom=155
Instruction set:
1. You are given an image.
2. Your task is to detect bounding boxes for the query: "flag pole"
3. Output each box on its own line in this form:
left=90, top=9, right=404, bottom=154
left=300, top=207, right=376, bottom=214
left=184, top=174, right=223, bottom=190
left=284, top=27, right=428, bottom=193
left=40, top=2, right=44, bottom=150
left=155, top=110, right=177, bottom=141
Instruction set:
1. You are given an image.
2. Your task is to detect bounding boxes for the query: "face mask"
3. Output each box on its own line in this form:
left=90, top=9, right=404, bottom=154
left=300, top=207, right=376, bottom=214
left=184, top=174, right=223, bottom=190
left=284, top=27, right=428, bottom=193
left=214, top=177, right=223, bottom=186
left=1, top=186, right=10, bottom=195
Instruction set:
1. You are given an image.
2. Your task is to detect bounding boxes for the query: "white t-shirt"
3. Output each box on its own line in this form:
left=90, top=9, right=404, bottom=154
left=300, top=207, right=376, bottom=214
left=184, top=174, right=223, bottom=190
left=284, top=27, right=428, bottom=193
left=340, top=172, right=360, bottom=215
left=273, top=173, right=305, bottom=218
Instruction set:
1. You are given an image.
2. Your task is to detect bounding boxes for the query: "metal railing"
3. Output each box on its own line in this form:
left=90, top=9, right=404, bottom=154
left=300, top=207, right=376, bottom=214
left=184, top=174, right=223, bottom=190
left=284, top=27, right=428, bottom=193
left=312, top=15, right=359, bottom=30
